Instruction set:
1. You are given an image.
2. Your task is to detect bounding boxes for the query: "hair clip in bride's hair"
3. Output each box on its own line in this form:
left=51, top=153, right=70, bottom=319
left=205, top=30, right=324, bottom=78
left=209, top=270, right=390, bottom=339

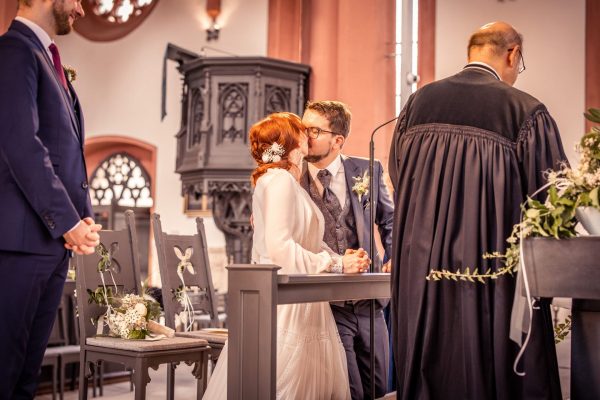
left=261, top=142, right=285, bottom=163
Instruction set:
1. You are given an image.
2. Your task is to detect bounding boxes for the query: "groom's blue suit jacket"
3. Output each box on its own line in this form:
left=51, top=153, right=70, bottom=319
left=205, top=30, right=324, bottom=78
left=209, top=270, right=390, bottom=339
left=0, top=21, right=92, bottom=256
left=302, top=155, right=394, bottom=270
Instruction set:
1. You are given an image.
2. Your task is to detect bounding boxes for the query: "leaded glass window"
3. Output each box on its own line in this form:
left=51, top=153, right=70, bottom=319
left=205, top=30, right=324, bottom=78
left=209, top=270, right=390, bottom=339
left=89, top=153, right=153, bottom=208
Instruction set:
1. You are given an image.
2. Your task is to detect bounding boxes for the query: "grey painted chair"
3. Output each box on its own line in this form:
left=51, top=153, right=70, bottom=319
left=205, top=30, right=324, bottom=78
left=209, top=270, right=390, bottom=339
left=152, top=213, right=227, bottom=367
left=75, top=210, right=209, bottom=400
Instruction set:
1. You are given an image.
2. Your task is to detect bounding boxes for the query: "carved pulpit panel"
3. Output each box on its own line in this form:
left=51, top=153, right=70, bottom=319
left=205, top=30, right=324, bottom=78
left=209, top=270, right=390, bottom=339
left=169, top=52, right=310, bottom=263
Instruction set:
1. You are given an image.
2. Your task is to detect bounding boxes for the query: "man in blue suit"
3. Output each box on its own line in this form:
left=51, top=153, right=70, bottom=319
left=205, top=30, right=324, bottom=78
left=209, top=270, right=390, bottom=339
left=300, top=100, right=394, bottom=400
left=0, top=1, right=101, bottom=397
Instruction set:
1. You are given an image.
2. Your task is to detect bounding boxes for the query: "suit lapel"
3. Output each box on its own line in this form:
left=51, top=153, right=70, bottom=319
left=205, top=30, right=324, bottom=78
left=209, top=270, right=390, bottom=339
left=11, top=21, right=81, bottom=141
left=342, top=156, right=366, bottom=249
left=299, top=161, right=311, bottom=193
left=67, top=79, right=84, bottom=143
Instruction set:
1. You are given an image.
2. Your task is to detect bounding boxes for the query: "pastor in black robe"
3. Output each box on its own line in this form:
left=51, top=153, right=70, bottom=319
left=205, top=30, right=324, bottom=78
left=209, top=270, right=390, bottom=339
left=388, top=63, right=566, bottom=400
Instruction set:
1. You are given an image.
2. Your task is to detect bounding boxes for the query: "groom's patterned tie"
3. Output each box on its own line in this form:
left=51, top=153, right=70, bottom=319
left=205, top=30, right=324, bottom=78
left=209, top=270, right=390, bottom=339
left=48, top=43, right=68, bottom=91
left=317, top=169, right=343, bottom=217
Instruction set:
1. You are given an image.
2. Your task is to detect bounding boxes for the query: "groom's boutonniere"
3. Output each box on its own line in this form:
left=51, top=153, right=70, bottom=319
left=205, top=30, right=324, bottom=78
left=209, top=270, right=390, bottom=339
left=63, top=65, right=77, bottom=83
left=352, top=170, right=370, bottom=202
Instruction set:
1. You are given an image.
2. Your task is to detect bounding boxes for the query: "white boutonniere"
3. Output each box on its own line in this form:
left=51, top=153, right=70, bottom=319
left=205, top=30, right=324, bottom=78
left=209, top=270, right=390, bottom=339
left=352, top=170, right=370, bottom=202
left=63, top=65, right=77, bottom=83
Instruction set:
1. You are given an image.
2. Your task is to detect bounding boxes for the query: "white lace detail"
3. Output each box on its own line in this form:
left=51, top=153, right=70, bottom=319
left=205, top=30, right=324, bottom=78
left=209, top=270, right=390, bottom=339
left=262, top=142, right=285, bottom=163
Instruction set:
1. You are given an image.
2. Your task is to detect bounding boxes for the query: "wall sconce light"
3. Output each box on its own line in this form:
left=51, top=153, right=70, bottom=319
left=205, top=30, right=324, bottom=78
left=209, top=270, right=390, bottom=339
left=206, top=0, right=221, bottom=41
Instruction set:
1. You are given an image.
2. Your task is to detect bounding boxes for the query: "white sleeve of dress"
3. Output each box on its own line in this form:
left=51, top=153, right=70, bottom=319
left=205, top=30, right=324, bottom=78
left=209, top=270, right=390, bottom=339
left=262, top=171, right=336, bottom=275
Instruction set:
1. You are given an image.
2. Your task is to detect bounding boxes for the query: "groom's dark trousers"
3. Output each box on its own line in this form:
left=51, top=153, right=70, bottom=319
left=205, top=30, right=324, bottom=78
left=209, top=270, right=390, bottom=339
left=0, top=20, right=92, bottom=399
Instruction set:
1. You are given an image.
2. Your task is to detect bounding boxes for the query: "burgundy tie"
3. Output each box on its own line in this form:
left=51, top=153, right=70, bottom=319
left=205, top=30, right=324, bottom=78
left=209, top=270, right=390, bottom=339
left=48, top=43, right=68, bottom=90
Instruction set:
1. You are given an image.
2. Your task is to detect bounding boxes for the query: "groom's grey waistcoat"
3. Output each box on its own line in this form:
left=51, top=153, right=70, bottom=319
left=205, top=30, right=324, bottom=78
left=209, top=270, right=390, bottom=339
left=305, top=175, right=360, bottom=255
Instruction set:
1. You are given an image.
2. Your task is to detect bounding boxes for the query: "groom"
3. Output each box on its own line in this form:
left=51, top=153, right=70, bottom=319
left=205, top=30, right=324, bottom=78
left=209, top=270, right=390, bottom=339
left=300, top=100, right=394, bottom=399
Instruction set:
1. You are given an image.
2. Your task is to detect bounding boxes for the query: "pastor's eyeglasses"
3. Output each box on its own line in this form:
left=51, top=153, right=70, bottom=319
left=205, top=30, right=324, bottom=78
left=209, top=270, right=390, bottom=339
left=508, top=47, right=526, bottom=74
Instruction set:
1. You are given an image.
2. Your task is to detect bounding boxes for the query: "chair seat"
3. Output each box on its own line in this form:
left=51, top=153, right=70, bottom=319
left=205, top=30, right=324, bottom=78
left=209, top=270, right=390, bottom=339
left=44, top=347, right=64, bottom=357
left=86, top=336, right=208, bottom=352
left=176, top=329, right=228, bottom=344
left=194, top=313, right=227, bottom=322
left=57, top=345, right=80, bottom=354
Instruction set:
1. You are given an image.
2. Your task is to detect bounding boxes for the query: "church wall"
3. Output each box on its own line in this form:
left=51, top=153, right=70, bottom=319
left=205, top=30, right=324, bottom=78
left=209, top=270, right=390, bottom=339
left=57, top=0, right=269, bottom=290
left=435, top=0, right=586, bottom=163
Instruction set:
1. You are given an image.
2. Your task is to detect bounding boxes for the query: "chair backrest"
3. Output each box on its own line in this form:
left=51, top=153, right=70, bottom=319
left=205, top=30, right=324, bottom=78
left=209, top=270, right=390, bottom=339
left=75, top=210, right=142, bottom=341
left=152, top=213, right=219, bottom=330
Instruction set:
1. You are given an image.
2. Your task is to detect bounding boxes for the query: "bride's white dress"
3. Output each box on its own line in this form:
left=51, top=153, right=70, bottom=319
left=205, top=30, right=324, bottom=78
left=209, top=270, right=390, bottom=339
left=203, top=168, right=350, bottom=400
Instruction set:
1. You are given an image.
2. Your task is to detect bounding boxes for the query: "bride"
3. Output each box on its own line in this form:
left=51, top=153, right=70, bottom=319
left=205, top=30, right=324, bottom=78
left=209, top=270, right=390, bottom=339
left=203, top=112, right=370, bottom=399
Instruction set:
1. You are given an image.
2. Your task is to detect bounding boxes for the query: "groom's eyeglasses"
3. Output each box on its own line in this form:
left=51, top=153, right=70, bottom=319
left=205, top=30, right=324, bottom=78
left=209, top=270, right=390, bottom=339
left=305, top=126, right=340, bottom=139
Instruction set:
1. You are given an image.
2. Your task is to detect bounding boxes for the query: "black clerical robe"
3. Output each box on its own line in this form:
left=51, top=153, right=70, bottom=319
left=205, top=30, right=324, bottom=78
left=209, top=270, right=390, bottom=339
left=388, top=64, right=566, bottom=400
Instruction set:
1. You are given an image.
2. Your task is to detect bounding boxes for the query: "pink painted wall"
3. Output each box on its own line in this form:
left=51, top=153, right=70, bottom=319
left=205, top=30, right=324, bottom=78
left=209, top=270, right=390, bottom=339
left=1, top=0, right=17, bottom=35
left=269, top=0, right=396, bottom=164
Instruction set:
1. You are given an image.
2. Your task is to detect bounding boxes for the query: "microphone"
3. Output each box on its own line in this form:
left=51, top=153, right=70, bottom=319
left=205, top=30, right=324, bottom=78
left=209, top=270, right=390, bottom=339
left=369, top=116, right=399, bottom=273
left=367, top=115, right=399, bottom=400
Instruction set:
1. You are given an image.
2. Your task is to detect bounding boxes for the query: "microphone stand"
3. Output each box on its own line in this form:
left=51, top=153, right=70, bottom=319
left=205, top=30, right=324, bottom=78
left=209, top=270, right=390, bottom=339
left=368, top=116, right=399, bottom=400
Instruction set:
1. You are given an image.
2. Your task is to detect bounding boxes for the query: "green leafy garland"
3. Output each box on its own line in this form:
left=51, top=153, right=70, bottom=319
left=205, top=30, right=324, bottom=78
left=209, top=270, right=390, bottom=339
left=554, top=315, right=572, bottom=344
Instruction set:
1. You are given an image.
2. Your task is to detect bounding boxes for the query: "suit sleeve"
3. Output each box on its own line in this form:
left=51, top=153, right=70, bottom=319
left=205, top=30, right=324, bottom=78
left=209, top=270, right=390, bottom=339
left=0, top=39, right=80, bottom=238
left=375, top=160, right=394, bottom=263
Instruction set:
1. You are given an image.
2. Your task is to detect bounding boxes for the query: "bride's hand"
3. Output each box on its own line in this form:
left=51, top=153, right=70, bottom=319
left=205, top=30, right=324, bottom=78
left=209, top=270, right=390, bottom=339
left=342, top=248, right=371, bottom=273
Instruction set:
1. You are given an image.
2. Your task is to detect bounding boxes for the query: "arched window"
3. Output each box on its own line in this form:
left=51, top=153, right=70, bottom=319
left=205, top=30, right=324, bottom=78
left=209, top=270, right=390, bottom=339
left=89, top=152, right=153, bottom=208
left=73, top=0, right=159, bottom=42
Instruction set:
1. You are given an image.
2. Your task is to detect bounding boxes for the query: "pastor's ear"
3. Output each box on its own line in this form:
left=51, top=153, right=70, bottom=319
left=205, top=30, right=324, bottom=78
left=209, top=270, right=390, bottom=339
left=507, top=45, right=520, bottom=69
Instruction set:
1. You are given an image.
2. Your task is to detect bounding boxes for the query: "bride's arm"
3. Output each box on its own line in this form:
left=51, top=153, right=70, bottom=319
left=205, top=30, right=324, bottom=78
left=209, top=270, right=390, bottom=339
left=262, top=172, right=334, bottom=275
left=317, top=241, right=343, bottom=273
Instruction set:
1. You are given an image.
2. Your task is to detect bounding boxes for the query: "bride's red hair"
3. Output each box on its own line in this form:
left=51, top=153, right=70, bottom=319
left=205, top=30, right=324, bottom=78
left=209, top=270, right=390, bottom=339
left=249, top=112, right=304, bottom=185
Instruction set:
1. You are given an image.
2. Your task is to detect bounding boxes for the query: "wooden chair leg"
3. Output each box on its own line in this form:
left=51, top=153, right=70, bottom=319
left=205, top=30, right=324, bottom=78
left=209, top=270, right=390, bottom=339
left=78, top=355, right=89, bottom=400
left=195, top=354, right=208, bottom=400
left=98, top=360, right=104, bottom=396
left=166, top=363, right=176, bottom=400
left=59, top=358, right=65, bottom=400
left=91, top=361, right=96, bottom=398
left=51, top=362, right=58, bottom=400
left=129, top=368, right=134, bottom=392
left=133, top=360, right=148, bottom=400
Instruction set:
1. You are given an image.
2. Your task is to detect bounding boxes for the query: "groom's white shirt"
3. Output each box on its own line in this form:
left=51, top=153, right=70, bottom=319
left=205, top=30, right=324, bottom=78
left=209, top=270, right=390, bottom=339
left=15, top=16, right=53, bottom=60
left=307, top=155, right=347, bottom=206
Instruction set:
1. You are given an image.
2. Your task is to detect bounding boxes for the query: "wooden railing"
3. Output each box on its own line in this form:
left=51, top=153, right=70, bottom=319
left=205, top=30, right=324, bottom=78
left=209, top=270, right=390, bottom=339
left=226, top=264, right=390, bottom=400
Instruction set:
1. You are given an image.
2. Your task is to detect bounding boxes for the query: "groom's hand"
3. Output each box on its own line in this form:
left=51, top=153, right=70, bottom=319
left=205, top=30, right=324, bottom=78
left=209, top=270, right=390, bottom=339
left=382, top=260, right=392, bottom=273
left=64, top=218, right=102, bottom=255
left=342, top=248, right=371, bottom=273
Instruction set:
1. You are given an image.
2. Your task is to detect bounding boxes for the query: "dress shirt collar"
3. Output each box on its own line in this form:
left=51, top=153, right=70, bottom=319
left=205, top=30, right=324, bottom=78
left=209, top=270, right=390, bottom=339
left=463, top=62, right=501, bottom=80
left=307, top=154, right=344, bottom=181
left=15, top=16, right=53, bottom=58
